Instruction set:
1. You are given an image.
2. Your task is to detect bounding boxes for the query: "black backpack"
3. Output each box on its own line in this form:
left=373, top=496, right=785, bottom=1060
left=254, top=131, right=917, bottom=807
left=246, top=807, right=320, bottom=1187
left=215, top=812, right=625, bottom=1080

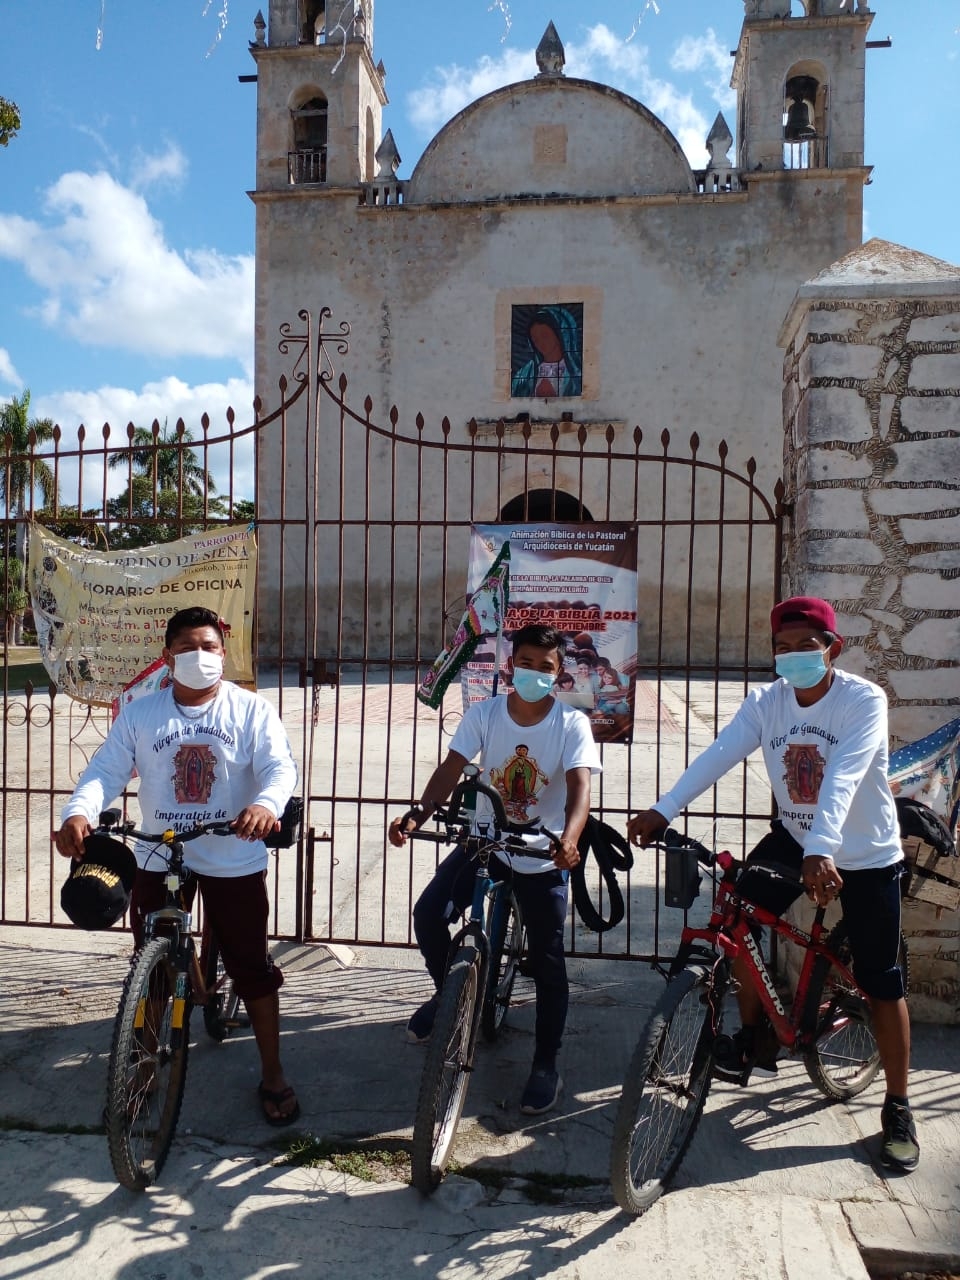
left=895, top=796, right=957, bottom=857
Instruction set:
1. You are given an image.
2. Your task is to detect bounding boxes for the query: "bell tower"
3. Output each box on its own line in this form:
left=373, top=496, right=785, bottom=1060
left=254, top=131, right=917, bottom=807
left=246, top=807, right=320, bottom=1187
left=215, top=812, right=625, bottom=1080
left=251, top=0, right=386, bottom=190
left=732, top=0, right=874, bottom=174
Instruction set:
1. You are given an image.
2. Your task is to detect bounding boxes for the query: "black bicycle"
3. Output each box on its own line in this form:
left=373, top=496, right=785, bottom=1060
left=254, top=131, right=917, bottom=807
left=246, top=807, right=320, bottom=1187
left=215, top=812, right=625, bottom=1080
left=403, top=765, right=555, bottom=1193
left=99, top=810, right=238, bottom=1191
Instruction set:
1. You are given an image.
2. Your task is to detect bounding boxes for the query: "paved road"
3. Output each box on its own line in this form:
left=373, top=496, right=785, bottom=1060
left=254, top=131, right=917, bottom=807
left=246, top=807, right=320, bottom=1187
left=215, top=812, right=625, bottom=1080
left=2, top=925, right=959, bottom=1279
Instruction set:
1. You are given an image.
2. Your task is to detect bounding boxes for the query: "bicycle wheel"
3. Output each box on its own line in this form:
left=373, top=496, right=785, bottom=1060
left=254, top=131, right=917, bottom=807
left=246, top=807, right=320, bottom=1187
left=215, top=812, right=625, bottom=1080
left=202, top=934, right=245, bottom=1042
left=610, top=963, right=721, bottom=1216
left=802, top=925, right=909, bottom=1101
left=411, top=948, right=480, bottom=1193
left=481, top=888, right=524, bottom=1042
left=105, top=937, right=191, bottom=1191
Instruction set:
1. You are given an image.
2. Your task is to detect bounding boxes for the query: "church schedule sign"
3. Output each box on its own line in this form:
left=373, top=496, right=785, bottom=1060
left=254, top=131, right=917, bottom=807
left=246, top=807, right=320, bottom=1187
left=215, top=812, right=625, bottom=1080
left=27, top=523, right=256, bottom=706
left=465, top=522, right=639, bottom=744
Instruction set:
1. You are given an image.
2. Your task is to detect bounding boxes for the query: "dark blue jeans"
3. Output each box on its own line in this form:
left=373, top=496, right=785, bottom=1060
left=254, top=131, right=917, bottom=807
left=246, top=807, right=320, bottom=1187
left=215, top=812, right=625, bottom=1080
left=412, top=844, right=569, bottom=1065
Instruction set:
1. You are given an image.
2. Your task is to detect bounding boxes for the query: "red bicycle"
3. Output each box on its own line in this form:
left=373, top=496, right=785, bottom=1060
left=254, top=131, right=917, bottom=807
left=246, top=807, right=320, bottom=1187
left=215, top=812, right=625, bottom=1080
left=610, top=826, right=908, bottom=1216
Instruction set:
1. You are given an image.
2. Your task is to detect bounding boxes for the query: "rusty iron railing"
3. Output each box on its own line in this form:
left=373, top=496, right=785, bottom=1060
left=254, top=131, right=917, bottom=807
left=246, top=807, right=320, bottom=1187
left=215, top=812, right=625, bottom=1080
left=2, top=313, right=783, bottom=962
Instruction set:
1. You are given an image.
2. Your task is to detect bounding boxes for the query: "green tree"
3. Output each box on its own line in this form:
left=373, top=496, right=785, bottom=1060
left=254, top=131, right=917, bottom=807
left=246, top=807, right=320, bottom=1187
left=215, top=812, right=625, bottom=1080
left=0, top=390, right=57, bottom=518
left=232, top=498, right=255, bottom=526
left=0, top=96, right=20, bottom=147
left=108, top=422, right=215, bottom=500
left=1, top=391, right=57, bottom=642
left=0, top=554, right=28, bottom=646
left=105, top=422, right=223, bottom=548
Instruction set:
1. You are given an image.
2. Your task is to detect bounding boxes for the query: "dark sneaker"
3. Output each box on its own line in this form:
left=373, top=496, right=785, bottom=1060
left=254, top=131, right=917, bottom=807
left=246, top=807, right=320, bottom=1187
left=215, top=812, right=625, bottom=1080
left=880, top=1102, right=919, bottom=1172
left=712, top=1026, right=779, bottom=1083
left=520, top=1066, right=562, bottom=1115
left=406, top=995, right=438, bottom=1044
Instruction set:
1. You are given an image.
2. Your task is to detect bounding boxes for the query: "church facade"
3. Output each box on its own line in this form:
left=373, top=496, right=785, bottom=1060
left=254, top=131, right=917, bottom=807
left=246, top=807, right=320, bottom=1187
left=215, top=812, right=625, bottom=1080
left=248, top=0, right=877, bottom=660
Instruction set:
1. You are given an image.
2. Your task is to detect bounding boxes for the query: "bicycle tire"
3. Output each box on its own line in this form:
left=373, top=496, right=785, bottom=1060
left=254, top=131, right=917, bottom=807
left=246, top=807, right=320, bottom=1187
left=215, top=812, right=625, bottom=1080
left=610, top=963, right=721, bottom=1216
left=105, top=937, right=191, bottom=1191
left=481, top=888, right=524, bottom=1042
left=410, top=948, right=479, bottom=1194
left=802, top=924, right=909, bottom=1101
left=202, top=935, right=245, bottom=1042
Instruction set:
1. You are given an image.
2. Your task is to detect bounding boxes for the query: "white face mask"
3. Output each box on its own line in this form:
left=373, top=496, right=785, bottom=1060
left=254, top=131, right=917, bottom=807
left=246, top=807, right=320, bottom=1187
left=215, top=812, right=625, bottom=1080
left=172, top=649, right=224, bottom=691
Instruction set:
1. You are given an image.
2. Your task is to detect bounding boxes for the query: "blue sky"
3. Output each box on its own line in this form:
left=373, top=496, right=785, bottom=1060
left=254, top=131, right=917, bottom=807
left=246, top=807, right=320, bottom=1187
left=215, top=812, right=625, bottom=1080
left=1, top=1, right=957, bottom=443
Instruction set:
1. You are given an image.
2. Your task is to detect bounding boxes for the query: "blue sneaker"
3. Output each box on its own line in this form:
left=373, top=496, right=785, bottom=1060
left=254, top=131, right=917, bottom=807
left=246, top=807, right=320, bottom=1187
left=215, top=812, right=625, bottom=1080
left=520, top=1066, right=562, bottom=1115
left=406, top=995, right=438, bottom=1044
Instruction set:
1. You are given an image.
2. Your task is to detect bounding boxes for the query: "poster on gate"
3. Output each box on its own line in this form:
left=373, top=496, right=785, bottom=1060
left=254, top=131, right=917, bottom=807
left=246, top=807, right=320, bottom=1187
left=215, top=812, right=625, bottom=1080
left=27, top=523, right=256, bottom=706
left=465, top=523, right=639, bottom=744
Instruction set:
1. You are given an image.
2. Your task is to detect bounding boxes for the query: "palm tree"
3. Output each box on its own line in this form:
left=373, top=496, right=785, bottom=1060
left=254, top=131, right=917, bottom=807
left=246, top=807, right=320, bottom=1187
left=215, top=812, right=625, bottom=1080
left=0, top=390, right=56, bottom=518
left=0, top=391, right=56, bottom=643
left=108, top=421, right=215, bottom=499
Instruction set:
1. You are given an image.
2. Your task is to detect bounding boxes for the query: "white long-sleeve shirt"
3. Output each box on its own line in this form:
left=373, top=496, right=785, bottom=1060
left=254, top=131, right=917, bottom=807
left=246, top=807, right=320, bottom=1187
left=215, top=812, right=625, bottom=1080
left=61, top=682, right=298, bottom=877
left=653, top=670, right=902, bottom=871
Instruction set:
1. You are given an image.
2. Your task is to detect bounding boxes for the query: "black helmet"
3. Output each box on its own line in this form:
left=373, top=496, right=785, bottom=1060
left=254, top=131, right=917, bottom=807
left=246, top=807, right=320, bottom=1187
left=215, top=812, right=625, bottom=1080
left=60, top=834, right=138, bottom=930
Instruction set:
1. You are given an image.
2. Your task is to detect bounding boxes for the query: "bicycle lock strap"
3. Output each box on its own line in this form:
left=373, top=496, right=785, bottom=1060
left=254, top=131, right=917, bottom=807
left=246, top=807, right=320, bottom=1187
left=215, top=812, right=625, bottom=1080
left=572, top=815, right=634, bottom=932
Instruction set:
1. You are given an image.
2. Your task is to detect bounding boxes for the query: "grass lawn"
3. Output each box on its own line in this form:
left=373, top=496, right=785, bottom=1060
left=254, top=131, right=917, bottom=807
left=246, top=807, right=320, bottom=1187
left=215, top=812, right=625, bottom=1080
left=1, top=646, right=54, bottom=691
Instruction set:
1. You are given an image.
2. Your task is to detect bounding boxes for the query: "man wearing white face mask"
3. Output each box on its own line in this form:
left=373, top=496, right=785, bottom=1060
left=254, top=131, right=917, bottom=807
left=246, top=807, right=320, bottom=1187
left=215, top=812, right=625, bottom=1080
left=627, top=596, right=918, bottom=1173
left=55, top=606, right=301, bottom=1126
left=389, top=623, right=601, bottom=1114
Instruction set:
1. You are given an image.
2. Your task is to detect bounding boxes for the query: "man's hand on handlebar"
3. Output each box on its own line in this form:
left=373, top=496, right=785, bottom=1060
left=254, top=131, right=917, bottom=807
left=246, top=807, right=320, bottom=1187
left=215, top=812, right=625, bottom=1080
left=53, top=816, right=93, bottom=860
left=627, top=808, right=669, bottom=849
left=232, top=804, right=282, bottom=843
left=388, top=806, right=429, bottom=848
left=802, top=854, right=844, bottom=907
left=552, top=832, right=581, bottom=871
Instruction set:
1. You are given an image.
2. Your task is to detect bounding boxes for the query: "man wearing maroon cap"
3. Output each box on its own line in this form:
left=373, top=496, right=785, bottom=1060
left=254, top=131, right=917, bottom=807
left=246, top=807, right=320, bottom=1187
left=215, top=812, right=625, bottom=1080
left=628, top=595, right=917, bottom=1173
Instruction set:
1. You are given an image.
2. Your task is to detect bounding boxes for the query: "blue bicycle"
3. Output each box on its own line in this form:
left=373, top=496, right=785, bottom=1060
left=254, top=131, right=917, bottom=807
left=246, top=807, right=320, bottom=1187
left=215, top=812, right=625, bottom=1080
left=404, top=764, right=554, bottom=1193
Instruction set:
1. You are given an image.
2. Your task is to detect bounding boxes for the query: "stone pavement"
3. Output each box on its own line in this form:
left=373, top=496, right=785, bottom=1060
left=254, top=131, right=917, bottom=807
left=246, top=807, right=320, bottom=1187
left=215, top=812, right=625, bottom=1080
left=1, top=923, right=959, bottom=1280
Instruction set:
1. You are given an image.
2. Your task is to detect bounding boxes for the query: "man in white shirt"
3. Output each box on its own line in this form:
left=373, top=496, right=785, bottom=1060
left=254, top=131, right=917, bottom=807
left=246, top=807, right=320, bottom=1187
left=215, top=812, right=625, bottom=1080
left=55, top=606, right=300, bottom=1126
left=390, top=623, right=601, bottom=1115
left=628, top=596, right=918, bottom=1173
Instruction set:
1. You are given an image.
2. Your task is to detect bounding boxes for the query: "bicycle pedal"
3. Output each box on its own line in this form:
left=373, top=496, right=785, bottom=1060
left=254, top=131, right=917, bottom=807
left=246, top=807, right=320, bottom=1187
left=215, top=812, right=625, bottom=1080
left=712, top=1062, right=752, bottom=1086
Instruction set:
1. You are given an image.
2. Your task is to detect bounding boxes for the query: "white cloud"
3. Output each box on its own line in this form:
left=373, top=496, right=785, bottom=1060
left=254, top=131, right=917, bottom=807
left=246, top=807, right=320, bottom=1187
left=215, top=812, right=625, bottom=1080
left=0, top=348, right=21, bottom=389
left=670, top=29, right=736, bottom=112
left=407, top=47, right=533, bottom=136
left=34, top=375, right=255, bottom=440
left=129, top=143, right=188, bottom=192
left=0, top=171, right=253, bottom=375
left=30, top=376, right=257, bottom=502
left=405, top=22, right=715, bottom=166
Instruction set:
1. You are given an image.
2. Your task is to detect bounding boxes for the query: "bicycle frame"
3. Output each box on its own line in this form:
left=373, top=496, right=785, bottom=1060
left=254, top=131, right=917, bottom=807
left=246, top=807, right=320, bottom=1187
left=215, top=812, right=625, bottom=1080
left=673, top=858, right=858, bottom=1055
left=98, top=812, right=232, bottom=1003
left=405, top=766, right=545, bottom=1064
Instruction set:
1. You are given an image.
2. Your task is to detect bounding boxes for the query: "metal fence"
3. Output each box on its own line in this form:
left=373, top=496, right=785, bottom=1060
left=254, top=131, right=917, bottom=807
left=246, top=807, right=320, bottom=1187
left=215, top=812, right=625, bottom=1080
left=1, top=313, right=784, bottom=960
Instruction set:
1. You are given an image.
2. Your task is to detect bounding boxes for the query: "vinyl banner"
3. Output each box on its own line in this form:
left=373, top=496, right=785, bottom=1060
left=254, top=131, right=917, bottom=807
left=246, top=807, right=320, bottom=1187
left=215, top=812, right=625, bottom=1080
left=466, top=522, right=638, bottom=744
left=27, top=524, right=256, bottom=706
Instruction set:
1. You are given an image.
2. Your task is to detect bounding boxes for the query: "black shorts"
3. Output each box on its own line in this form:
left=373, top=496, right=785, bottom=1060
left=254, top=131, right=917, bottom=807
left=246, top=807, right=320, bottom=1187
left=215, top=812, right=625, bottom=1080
left=736, top=821, right=906, bottom=1001
left=131, top=868, right=283, bottom=1002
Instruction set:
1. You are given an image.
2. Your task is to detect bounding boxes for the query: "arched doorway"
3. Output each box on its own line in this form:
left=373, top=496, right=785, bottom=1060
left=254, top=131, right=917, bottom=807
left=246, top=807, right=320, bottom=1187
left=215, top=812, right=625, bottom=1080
left=498, top=488, right=594, bottom=521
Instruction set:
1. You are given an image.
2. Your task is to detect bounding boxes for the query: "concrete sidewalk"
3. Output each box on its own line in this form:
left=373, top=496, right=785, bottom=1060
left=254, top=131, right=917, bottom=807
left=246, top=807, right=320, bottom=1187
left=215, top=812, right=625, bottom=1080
left=1, top=924, right=959, bottom=1280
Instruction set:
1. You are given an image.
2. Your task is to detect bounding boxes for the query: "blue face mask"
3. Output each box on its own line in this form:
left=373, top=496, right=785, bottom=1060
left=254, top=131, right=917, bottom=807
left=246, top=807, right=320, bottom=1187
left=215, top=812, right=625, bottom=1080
left=511, top=668, right=556, bottom=703
left=775, top=649, right=829, bottom=690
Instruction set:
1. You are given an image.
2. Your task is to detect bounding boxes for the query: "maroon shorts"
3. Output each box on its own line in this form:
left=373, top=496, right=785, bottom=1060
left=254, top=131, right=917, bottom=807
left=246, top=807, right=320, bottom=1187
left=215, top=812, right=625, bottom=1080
left=131, top=868, right=283, bottom=1002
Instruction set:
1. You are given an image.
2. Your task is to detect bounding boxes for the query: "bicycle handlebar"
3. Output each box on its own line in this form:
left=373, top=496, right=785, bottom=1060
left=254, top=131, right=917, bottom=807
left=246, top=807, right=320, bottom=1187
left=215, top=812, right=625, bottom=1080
left=662, top=827, right=718, bottom=867
left=401, top=769, right=543, bottom=842
left=97, top=814, right=237, bottom=844
left=662, top=826, right=804, bottom=890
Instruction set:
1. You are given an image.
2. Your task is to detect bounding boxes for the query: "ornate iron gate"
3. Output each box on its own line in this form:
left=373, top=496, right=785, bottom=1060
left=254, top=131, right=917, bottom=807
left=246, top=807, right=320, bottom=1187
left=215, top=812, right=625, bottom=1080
left=1, top=313, right=784, bottom=960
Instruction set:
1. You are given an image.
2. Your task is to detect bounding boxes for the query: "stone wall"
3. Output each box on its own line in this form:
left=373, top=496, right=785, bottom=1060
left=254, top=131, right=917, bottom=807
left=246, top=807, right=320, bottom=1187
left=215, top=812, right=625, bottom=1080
left=777, top=240, right=960, bottom=1021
